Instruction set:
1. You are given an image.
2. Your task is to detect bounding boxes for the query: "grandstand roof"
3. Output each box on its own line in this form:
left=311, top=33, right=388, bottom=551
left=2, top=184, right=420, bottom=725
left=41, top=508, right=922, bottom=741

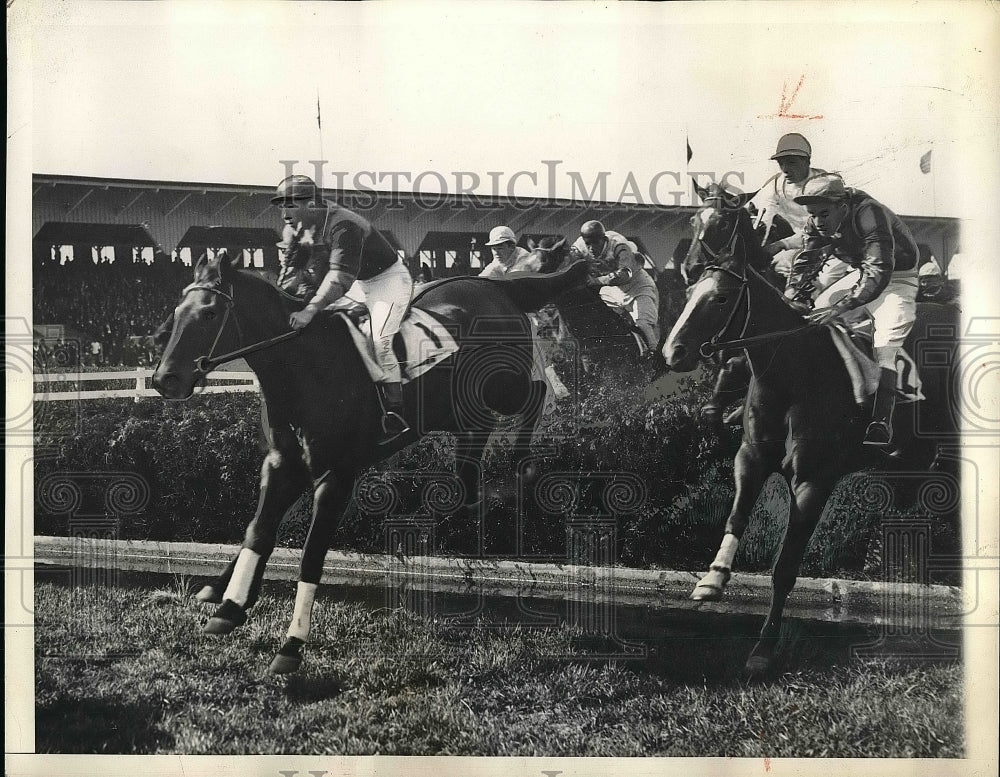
left=33, top=221, right=156, bottom=246
left=177, top=226, right=282, bottom=248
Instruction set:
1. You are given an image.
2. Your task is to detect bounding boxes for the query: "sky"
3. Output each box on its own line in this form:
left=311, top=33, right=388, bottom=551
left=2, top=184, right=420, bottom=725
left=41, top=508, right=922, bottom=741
left=16, top=0, right=1000, bottom=219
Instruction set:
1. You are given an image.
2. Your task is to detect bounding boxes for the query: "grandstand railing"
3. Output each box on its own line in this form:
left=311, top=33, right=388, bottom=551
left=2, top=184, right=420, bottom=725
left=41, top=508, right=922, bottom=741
left=34, top=368, right=259, bottom=401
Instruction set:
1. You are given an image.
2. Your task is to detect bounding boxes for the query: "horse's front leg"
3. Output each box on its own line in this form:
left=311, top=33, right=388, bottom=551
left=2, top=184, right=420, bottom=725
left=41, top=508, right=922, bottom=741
left=746, top=445, right=840, bottom=677
left=700, top=354, right=750, bottom=426
left=202, top=425, right=310, bottom=634
left=270, top=467, right=355, bottom=674
left=692, top=440, right=783, bottom=601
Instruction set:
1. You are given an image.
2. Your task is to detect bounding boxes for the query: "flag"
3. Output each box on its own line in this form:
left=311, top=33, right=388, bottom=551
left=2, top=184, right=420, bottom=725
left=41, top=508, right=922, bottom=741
left=316, top=94, right=322, bottom=131
left=919, top=149, right=932, bottom=174
left=686, top=137, right=693, bottom=164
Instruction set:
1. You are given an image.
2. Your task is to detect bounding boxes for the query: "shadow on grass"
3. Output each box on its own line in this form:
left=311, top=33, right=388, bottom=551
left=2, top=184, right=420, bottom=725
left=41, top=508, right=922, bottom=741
left=281, top=673, right=348, bottom=702
left=36, top=697, right=175, bottom=753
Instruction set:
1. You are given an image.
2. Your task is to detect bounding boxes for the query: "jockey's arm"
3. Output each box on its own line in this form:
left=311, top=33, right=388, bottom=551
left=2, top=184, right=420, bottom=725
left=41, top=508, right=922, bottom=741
left=840, top=205, right=896, bottom=310
left=289, top=222, right=362, bottom=329
left=783, top=236, right=829, bottom=307
left=599, top=243, right=638, bottom=286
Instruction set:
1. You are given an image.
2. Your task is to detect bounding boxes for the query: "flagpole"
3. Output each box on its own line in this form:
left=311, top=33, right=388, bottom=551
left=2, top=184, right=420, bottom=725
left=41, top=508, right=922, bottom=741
left=316, top=89, right=324, bottom=166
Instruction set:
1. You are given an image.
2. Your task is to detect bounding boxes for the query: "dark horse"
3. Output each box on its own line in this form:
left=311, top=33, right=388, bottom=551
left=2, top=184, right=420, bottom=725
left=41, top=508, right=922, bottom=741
left=153, top=250, right=589, bottom=673
left=662, top=186, right=958, bottom=677
left=514, top=236, right=647, bottom=373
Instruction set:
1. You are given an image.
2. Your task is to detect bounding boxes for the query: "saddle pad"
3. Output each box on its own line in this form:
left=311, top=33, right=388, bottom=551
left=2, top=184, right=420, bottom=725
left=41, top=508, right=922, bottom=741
left=828, top=323, right=924, bottom=405
left=336, top=308, right=459, bottom=385
left=829, top=324, right=882, bottom=405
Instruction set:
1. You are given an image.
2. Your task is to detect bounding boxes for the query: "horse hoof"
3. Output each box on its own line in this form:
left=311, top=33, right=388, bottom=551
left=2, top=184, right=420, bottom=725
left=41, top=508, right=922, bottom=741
left=691, top=567, right=730, bottom=601
left=203, top=599, right=247, bottom=635
left=744, top=654, right=773, bottom=679
left=269, top=637, right=305, bottom=674
left=691, top=583, right=724, bottom=602
left=269, top=653, right=303, bottom=674
left=196, top=585, right=223, bottom=604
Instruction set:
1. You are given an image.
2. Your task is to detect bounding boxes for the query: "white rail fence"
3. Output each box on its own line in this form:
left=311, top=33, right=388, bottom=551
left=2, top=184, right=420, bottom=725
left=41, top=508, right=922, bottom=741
left=34, top=369, right=259, bottom=401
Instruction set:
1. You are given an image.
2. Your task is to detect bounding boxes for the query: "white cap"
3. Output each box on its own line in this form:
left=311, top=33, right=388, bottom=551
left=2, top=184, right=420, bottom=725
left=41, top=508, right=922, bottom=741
left=486, top=226, right=517, bottom=246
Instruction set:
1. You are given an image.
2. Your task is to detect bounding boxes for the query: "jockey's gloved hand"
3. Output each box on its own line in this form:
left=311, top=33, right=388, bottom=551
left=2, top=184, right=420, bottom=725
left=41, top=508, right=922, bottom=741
left=787, top=299, right=812, bottom=315
left=805, top=298, right=852, bottom=326
left=289, top=305, right=319, bottom=331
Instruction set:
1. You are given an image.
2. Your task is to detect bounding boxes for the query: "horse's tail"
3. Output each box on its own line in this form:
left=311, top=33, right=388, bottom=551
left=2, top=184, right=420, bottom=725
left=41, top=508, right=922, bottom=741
left=490, top=260, right=590, bottom=312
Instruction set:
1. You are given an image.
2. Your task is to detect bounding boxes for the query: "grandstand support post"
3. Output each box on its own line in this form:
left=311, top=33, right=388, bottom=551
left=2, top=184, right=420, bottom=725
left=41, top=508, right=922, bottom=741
left=134, top=367, right=144, bottom=402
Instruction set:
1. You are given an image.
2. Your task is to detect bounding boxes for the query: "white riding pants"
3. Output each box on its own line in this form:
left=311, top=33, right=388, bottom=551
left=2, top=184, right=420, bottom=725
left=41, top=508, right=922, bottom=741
left=354, top=259, right=413, bottom=383
left=814, top=267, right=918, bottom=369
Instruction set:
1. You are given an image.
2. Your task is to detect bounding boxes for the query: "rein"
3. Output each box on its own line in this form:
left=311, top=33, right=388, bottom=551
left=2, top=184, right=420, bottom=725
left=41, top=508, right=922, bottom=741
left=695, top=246, right=811, bottom=358
left=180, top=281, right=301, bottom=374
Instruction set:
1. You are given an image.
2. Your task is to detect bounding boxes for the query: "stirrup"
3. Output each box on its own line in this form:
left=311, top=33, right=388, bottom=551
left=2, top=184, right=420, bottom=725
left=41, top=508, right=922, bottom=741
left=863, top=420, right=893, bottom=446
left=377, top=411, right=410, bottom=445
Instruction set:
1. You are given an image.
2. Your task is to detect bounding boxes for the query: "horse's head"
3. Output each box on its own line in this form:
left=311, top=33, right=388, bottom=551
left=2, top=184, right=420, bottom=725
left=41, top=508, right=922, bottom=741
left=514, top=236, right=570, bottom=273
left=682, top=181, right=759, bottom=286
left=152, top=251, right=242, bottom=399
left=665, top=183, right=762, bottom=372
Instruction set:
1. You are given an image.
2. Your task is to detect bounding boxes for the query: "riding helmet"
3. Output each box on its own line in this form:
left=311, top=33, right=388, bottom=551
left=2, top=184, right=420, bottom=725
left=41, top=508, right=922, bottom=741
left=272, top=174, right=318, bottom=204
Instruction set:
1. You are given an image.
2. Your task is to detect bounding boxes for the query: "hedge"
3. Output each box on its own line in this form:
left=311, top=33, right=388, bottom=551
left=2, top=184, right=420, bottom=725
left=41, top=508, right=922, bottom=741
left=33, top=363, right=959, bottom=581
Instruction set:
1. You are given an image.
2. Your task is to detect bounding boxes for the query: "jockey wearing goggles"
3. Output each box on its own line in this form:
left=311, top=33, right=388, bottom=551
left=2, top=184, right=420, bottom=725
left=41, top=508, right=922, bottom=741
left=274, top=174, right=413, bottom=445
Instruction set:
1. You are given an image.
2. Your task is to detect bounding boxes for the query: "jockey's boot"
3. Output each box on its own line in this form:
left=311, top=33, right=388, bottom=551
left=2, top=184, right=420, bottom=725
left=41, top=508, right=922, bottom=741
left=864, top=367, right=897, bottom=446
left=376, top=381, right=410, bottom=446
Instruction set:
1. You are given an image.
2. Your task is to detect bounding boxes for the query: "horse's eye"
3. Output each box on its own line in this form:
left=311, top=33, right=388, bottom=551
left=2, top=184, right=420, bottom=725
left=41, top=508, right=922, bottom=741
left=713, top=295, right=728, bottom=305
left=203, top=309, right=217, bottom=320
left=689, top=217, right=698, bottom=227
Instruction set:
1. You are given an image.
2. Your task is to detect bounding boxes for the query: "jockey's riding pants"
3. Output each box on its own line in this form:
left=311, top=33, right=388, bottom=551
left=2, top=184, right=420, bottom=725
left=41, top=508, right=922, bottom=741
left=354, top=259, right=413, bottom=383
left=814, top=266, right=918, bottom=370
left=599, top=273, right=660, bottom=350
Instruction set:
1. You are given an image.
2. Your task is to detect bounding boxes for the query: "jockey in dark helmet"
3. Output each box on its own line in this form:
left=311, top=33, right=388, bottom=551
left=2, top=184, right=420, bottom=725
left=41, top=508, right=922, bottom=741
left=569, top=220, right=660, bottom=353
left=275, top=173, right=414, bottom=445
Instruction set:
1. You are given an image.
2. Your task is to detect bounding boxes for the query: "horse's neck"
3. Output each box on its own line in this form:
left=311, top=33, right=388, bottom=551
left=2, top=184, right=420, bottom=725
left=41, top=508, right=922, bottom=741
left=741, top=268, right=809, bottom=375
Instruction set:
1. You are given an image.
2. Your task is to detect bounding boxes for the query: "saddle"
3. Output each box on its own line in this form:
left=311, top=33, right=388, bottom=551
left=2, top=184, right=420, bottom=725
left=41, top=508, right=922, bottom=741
left=325, top=299, right=459, bottom=384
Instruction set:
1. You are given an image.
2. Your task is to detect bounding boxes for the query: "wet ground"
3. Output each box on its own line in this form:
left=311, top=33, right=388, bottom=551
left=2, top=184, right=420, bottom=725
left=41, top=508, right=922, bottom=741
left=36, top=562, right=961, bottom=679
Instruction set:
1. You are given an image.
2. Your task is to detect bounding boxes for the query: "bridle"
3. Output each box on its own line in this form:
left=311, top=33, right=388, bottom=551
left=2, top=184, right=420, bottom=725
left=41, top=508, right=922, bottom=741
left=696, top=264, right=752, bottom=358
left=176, top=279, right=300, bottom=376
left=691, top=207, right=811, bottom=356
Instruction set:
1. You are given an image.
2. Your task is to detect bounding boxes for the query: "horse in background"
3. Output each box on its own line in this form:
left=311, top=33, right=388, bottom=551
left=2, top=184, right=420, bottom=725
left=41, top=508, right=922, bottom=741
left=662, top=185, right=958, bottom=677
left=513, top=236, right=649, bottom=376
left=152, top=250, right=590, bottom=673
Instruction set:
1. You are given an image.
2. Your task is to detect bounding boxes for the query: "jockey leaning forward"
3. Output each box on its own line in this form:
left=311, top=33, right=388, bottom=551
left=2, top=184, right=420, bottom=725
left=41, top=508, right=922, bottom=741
left=276, top=174, right=414, bottom=446
left=788, top=173, right=919, bottom=446
left=569, top=220, right=660, bottom=352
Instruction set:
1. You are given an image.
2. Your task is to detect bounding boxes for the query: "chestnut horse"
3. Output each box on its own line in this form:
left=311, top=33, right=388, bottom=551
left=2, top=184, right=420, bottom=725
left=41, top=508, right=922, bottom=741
left=153, top=250, right=589, bottom=673
left=663, top=186, right=958, bottom=676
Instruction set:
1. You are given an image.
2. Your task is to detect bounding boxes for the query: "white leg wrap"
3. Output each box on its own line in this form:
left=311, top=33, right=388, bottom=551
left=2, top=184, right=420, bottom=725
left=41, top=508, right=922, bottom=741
left=711, top=533, right=740, bottom=570
left=287, top=581, right=318, bottom=641
left=222, top=548, right=262, bottom=606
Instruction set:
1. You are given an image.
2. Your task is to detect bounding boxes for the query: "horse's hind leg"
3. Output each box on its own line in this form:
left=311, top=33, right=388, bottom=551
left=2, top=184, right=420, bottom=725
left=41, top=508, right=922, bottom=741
left=746, top=457, right=838, bottom=677
left=270, top=467, right=355, bottom=674
left=692, top=440, right=782, bottom=601
left=203, top=426, right=310, bottom=634
left=513, top=380, right=548, bottom=480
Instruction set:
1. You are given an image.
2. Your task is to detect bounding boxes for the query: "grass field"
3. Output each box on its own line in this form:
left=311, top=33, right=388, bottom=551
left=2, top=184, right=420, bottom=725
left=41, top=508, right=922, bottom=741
left=35, top=579, right=963, bottom=757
